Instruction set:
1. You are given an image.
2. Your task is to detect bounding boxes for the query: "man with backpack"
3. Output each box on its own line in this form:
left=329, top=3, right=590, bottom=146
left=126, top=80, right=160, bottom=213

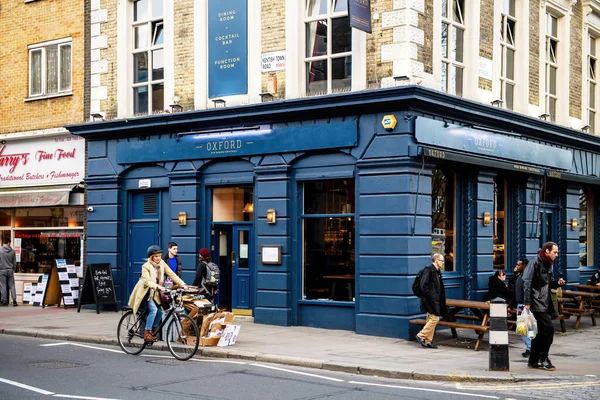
left=414, top=253, right=447, bottom=349
left=192, top=248, right=219, bottom=301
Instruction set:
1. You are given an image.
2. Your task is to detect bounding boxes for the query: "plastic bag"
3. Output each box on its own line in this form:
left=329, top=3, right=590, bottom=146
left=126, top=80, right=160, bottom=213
left=516, top=307, right=537, bottom=339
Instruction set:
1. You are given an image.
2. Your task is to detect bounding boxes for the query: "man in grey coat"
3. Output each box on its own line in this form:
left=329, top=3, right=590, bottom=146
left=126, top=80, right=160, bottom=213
left=0, top=237, right=18, bottom=306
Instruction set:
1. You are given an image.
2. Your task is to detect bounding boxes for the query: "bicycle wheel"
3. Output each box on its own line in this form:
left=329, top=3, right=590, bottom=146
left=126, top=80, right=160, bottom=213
left=166, top=313, right=199, bottom=361
left=117, top=309, right=148, bottom=355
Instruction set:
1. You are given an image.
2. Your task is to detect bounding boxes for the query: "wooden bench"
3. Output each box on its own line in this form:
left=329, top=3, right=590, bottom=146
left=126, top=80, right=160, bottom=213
left=409, top=318, right=489, bottom=351
left=561, top=290, right=599, bottom=328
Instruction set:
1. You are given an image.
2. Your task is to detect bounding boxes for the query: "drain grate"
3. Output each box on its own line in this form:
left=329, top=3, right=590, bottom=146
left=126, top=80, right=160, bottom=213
left=26, top=360, right=87, bottom=369
left=146, top=358, right=189, bottom=366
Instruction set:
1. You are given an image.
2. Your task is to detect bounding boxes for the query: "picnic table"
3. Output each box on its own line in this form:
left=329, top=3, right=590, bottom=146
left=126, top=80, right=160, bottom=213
left=410, top=299, right=490, bottom=351
left=560, top=290, right=599, bottom=328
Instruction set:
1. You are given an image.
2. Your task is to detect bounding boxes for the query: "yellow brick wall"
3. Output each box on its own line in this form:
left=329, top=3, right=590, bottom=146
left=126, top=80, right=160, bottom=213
left=569, top=1, right=583, bottom=119
left=367, top=0, right=394, bottom=88
left=418, top=0, right=434, bottom=75
left=0, top=0, right=85, bottom=134
left=261, top=0, right=286, bottom=97
left=174, top=0, right=196, bottom=111
left=528, top=0, right=540, bottom=107
left=478, top=0, right=494, bottom=91
left=99, top=0, right=118, bottom=121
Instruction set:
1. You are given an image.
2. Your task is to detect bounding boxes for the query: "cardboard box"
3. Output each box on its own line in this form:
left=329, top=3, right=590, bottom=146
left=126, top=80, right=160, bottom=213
left=197, top=311, right=237, bottom=346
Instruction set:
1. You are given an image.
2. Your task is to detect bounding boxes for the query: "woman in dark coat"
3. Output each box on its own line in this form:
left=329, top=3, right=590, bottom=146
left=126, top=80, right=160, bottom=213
left=486, top=269, right=512, bottom=304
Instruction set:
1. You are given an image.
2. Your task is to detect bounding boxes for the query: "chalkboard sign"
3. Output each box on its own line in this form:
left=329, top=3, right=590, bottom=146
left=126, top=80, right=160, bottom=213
left=77, top=263, right=118, bottom=314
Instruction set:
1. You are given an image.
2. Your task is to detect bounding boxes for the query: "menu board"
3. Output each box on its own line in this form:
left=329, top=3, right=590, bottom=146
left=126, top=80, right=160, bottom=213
left=22, top=282, right=34, bottom=304
left=77, top=263, right=117, bottom=314
left=32, top=274, right=49, bottom=306
left=56, top=259, right=79, bottom=307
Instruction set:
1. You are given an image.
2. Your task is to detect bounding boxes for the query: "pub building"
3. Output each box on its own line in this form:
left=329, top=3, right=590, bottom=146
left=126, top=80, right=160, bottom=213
left=0, top=132, right=86, bottom=302
left=67, top=86, right=598, bottom=339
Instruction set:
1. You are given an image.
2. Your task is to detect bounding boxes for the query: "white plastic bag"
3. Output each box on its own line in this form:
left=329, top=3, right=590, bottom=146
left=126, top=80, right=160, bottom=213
left=516, top=308, right=538, bottom=339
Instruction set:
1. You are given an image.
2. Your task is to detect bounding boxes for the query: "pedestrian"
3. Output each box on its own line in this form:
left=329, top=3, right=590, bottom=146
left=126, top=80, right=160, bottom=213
left=192, top=248, right=220, bottom=302
left=162, top=242, right=182, bottom=277
left=512, top=258, right=531, bottom=358
left=522, top=241, right=565, bottom=371
left=590, top=265, right=600, bottom=286
left=128, top=245, right=188, bottom=342
left=415, top=253, right=447, bottom=349
left=486, top=269, right=512, bottom=304
left=0, top=237, right=18, bottom=306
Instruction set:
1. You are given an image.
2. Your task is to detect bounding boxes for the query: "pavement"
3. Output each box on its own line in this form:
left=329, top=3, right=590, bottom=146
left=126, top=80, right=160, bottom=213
left=0, top=304, right=599, bottom=383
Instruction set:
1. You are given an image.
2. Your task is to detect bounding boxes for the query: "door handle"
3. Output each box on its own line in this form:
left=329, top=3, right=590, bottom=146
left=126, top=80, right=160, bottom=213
left=231, top=251, right=236, bottom=265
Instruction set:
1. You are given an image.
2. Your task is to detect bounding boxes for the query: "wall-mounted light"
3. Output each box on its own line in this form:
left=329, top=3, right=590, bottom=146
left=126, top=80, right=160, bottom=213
left=266, top=209, right=277, bottom=224
left=178, top=212, right=187, bottom=226
left=490, top=99, right=503, bottom=108
left=483, top=212, right=491, bottom=226
left=538, top=113, right=550, bottom=121
left=570, top=218, right=578, bottom=231
left=90, top=113, right=104, bottom=122
left=581, top=125, right=591, bottom=133
left=242, top=203, right=254, bottom=213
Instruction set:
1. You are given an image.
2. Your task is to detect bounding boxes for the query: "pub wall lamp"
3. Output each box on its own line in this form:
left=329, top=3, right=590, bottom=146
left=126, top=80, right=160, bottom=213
left=483, top=212, right=492, bottom=226
left=266, top=209, right=277, bottom=224
left=538, top=113, right=550, bottom=121
left=178, top=212, right=187, bottom=226
left=490, top=99, right=503, bottom=108
left=570, top=218, right=578, bottom=231
left=91, top=113, right=104, bottom=122
left=581, top=125, right=591, bottom=133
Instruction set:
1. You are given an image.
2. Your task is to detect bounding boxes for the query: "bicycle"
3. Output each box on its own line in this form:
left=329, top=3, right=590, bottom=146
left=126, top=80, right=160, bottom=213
left=117, top=288, right=200, bottom=361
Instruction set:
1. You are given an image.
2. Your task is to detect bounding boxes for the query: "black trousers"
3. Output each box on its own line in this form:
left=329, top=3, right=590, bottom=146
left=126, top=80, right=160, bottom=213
left=529, top=311, right=554, bottom=364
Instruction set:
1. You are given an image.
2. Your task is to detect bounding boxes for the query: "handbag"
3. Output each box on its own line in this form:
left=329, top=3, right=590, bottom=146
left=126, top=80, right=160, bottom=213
left=159, top=290, right=171, bottom=310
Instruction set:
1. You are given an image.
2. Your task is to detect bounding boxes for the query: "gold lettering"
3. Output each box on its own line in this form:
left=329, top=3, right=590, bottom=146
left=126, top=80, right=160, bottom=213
left=425, top=149, right=446, bottom=159
left=548, top=170, right=561, bottom=178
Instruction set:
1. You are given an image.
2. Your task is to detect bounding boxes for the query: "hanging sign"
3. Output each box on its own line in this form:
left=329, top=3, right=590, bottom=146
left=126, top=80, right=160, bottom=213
left=349, top=0, right=372, bottom=33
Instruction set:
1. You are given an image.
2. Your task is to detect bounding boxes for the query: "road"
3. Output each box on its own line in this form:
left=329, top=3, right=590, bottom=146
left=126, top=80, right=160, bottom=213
left=0, top=335, right=598, bottom=400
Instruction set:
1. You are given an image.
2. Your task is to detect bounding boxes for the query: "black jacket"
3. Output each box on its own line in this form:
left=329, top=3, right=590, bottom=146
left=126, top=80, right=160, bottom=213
left=486, top=275, right=512, bottom=304
left=162, top=254, right=182, bottom=277
left=192, top=260, right=216, bottom=300
left=419, top=264, right=447, bottom=316
left=513, top=273, right=525, bottom=306
left=522, top=253, right=559, bottom=313
left=591, top=271, right=600, bottom=286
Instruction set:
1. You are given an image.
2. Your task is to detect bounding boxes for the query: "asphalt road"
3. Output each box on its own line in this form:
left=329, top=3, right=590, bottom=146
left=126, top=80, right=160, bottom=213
left=0, top=335, right=598, bottom=400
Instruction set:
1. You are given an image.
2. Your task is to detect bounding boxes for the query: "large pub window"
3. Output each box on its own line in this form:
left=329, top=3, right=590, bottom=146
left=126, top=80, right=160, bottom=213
left=302, top=180, right=355, bottom=301
left=431, top=168, right=455, bottom=272
left=493, top=176, right=506, bottom=270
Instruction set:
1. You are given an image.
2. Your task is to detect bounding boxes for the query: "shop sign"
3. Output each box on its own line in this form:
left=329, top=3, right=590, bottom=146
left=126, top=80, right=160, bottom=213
left=261, top=51, right=286, bottom=72
left=415, top=118, right=572, bottom=170
left=349, top=0, right=372, bottom=33
left=0, top=189, right=70, bottom=207
left=0, top=135, right=85, bottom=188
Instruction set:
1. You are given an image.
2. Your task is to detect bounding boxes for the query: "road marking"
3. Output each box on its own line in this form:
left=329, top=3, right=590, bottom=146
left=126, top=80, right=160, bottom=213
left=349, top=381, right=500, bottom=399
left=251, top=363, right=344, bottom=382
left=40, top=342, right=123, bottom=354
left=192, top=359, right=246, bottom=365
left=53, top=395, right=122, bottom=400
left=458, top=381, right=600, bottom=390
left=40, top=342, right=71, bottom=347
left=0, top=377, right=55, bottom=395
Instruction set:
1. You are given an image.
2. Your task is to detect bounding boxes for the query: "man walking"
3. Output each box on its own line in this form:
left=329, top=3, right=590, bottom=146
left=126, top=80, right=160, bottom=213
left=162, top=242, right=182, bottom=277
left=0, top=238, right=18, bottom=306
left=523, top=241, right=564, bottom=371
left=415, top=253, right=447, bottom=349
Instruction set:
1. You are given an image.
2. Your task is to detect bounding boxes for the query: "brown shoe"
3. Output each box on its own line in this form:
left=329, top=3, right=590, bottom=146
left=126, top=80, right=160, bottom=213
left=144, top=330, right=156, bottom=342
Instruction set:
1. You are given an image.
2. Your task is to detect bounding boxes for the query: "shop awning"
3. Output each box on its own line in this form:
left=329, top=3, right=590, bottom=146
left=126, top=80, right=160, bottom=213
left=0, top=185, right=76, bottom=207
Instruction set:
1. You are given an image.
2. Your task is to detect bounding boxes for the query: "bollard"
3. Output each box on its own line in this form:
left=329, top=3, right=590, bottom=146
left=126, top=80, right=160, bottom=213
left=489, top=297, right=510, bottom=371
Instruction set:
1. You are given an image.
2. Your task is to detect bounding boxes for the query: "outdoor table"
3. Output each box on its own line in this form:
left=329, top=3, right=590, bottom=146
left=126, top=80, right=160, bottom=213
left=560, top=290, right=599, bottom=328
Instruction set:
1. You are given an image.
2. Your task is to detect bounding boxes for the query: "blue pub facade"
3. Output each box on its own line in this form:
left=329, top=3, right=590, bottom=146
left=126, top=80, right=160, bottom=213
left=67, top=87, right=600, bottom=339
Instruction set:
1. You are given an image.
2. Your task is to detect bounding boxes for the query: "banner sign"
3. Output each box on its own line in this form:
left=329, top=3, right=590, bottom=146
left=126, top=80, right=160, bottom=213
left=349, top=0, right=372, bottom=33
left=0, top=135, right=84, bottom=188
left=208, top=0, right=248, bottom=98
left=116, top=120, right=358, bottom=164
left=415, top=118, right=572, bottom=170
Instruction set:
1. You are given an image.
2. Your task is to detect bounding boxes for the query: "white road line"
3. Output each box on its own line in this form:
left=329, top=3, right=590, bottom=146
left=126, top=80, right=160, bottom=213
left=349, top=381, right=500, bottom=399
left=48, top=343, right=123, bottom=354
left=40, top=343, right=71, bottom=347
left=251, top=364, right=344, bottom=382
left=53, top=395, right=122, bottom=400
left=192, top=359, right=247, bottom=365
left=0, top=377, right=55, bottom=395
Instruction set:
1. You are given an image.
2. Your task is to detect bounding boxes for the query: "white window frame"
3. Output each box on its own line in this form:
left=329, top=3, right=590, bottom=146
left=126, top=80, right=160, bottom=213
left=499, top=0, right=517, bottom=110
left=587, top=30, right=600, bottom=134
left=27, top=38, right=72, bottom=100
left=440, top=0, right=467, bottom=96
left=286, top=0, right=365, bottom=99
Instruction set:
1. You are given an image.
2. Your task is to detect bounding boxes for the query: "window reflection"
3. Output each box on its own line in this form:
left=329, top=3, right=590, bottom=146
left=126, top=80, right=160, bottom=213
left=431, top=168, right=455, bottom=272
left=579, top=189, right=588, bottom=267
left=493, top=177, right=506, bottom=270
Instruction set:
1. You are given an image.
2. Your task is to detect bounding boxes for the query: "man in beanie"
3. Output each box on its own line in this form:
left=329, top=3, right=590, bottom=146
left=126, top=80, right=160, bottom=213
left=192, top=248, right=219, bottom=301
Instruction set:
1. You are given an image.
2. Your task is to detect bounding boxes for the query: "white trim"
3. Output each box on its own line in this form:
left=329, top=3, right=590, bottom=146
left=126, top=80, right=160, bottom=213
left=285, top=0, right=303, bottom=98
left=116, top=0, right=129, bottom=118
left=194, top=0, right=208, bottom=109
left=248, top=0, right=262, bottom=102
left=164, top=0, right=175, bottom=108
left=28, top=37, right=72, bottom=50
left=432, top=0, right=442, bottom=90
left=463, top=0, right=480, bottom=100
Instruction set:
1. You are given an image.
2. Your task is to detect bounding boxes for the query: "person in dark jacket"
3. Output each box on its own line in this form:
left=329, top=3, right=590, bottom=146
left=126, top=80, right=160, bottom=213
left=523, top=241, right=565, bottom=371
left=512, top=258, right=531, bottom=357
left=486, top=269, right=512, bottom=303
left=590, top=266, right=600, bottom=286
left=162, top=242, right=182, bottom=277
left=415, top=253, right=447, bottom=349
left=0, top=238, right=17, bottom=306
left=192, top=248, right=218, bottom=301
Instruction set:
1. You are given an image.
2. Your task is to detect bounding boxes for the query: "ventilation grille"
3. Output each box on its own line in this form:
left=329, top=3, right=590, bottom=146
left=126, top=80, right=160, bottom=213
left=143, top=194, right=158, bottom=215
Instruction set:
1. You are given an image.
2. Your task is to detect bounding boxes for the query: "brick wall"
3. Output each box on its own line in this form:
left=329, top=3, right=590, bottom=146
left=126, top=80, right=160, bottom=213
left=418, top=0, right=433, bottom=75
left=174, top=0, right=196, bottom=111
left=98, top=0, right=118, bottom=120
left=261, top=0, right=286, bottom=97
left=528, top=0, right=540, bottom=106
left=478, top=0, right=494, bottom=91
left=569, top=1, right=583, bottom=119
left=367, top=0, right=394, bottom=88
left=0, top=0, right=86, bottom=134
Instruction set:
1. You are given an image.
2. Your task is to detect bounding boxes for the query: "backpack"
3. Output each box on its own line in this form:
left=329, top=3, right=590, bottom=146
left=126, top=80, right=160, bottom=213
left=412, top=267, right=428, bottom=297
left=203, top=261, right=220, bottom=286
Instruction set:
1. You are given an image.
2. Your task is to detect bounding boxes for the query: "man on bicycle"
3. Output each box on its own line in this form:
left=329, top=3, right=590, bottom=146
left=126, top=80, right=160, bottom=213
left=128, top=245, right=188, bottom=342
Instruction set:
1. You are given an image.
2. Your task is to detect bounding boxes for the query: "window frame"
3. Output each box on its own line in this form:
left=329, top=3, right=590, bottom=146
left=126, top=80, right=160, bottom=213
left=440, top=0, right=466, bottom=96
left=27, top=38, right=72, bottom=100
left=431, top=167, right=457, bottom=273
left=499, top=0, right=517, bottom=110
left=545, top=11, right=559, bottom=122
left=588, top=32, right=599, bottom=134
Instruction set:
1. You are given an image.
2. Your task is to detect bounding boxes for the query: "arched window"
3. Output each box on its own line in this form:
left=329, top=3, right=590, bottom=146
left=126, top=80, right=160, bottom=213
left=431, top=168, right=456, bottom=272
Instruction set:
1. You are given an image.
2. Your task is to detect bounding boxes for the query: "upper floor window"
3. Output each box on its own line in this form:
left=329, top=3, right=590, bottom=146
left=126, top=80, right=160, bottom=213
left=441, top=0, right=465, bottom=96
left=28, top=39, right=72, bottom=98
left=305, top=0, right=351, bottom=95
left=588, top=35, right=597, bottom=134
left=545, top=12, right=558, bottom=122
left=499, top=0, right=516, bottom=110
left=132, top=0, right=164, bottom=114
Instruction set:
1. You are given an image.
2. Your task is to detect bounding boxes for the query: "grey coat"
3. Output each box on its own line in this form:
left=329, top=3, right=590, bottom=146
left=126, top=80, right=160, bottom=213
left=0, top=245, right=16, bottom=271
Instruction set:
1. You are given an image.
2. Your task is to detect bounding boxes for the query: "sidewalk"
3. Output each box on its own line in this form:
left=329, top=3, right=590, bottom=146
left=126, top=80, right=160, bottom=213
left=1, top=305, right=598, bottom=383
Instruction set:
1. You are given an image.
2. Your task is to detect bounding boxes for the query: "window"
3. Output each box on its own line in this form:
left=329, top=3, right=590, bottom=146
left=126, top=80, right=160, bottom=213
left=579, top=189, right=589, bottom=267
left=28, top=39, right=72, bottom=98
left=493, top=177, right=506, bottom=269
left=302, top=180, right=355, bottom=301
left=132, top=0, right=164, bottom=114
left=545, top=12, right=558, bottom=122
left=431, top=168, right=455, bottom=272
left=305, top=0, right=351, bottom=95
left=499, top=0, right=516, bottom=110
left=588, top=35, right=597, bottom=134
left=441, top=0, right=465, bottom=96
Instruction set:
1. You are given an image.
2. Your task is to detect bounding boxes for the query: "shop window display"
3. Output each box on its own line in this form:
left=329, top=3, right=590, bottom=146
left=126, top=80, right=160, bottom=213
left=431, top=168, right=455, bottom=272
left=302, top=180, right=355, bottom=301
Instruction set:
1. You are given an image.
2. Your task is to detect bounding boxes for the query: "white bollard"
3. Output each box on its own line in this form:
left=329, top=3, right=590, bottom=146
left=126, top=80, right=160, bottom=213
left=489, top=297, right=510, bottom=372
